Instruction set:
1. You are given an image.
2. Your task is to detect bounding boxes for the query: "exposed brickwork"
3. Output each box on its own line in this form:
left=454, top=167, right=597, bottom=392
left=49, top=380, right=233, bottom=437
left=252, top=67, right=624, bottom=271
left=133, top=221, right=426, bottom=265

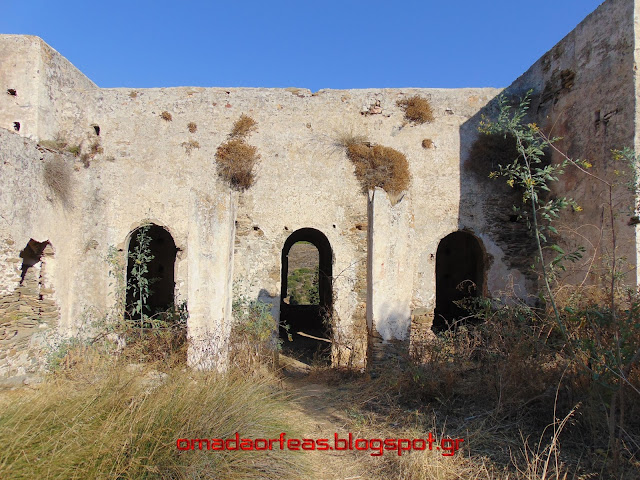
left=0, top=240, right=59, bottom=380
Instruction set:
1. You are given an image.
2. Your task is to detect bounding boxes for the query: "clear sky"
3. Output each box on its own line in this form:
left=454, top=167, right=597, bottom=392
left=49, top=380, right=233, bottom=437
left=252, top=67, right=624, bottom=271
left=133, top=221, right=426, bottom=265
left=2, top=1, right=604, bottom=91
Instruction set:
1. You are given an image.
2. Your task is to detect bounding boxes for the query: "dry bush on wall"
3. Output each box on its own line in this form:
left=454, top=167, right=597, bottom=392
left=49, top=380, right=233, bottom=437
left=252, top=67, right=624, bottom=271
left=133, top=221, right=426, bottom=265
left=397, top=95, right=434, bottom=124
left=341, top=137, right=411, bottom=197
left=43, top=155, right=72, bottom=207
left=215, top=114, right=260, bottom=191
left=230, top=114, right=257, bottom=138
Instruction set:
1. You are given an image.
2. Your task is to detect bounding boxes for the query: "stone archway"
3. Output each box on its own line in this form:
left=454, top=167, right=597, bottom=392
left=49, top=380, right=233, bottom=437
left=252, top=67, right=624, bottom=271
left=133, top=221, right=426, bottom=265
left=280, top=228, right=333, bottom=363
left=125, top=224, right=178, bottom=320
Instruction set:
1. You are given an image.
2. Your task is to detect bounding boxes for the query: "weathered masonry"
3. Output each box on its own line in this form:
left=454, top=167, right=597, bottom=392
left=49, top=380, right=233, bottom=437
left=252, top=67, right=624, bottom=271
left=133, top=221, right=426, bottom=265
left=1, top=0, right=639, bottom=380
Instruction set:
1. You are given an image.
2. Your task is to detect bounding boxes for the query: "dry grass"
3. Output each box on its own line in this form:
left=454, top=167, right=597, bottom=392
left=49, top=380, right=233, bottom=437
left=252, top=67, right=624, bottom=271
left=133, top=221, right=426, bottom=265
left=397, top=95, right=435, bottom=124
left=39, top=138, right=68, bottom=151
left=342, top=138, right=411, bottom=196
left=78, top=141, right=103, bottom=168
left=187, top=121, right=197, bottom=133
left=334, top=131, right=368, bottom=150
left=43, top=155, right=72, bottom=207
left=181, top=139, right=200, bottom=155
left=89, top=141, right=103, bottom=156
left=39, top=135, right=80, bottom=156
left=230, top=114, right=257, bottom=138
left=215, top=115, right=260, bottom=191
left=216, top=139, right=259, bottom=190
left=0, top=345, right=307, bottom=480
left=160, top=111, right=173, bottom=121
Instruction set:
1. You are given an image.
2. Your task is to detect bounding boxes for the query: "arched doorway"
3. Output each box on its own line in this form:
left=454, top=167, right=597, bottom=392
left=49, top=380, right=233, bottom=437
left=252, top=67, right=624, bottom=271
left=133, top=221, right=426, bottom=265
left=280, top=228, right=333, bottom=363
left=126, top=224, right=178, bottom=322
left=434, top=231, right=485, bottom=331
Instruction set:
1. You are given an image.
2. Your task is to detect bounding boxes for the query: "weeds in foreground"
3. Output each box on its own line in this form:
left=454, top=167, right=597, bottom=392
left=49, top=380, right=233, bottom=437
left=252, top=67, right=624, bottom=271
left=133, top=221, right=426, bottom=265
left=0, top=345, right=307, bottom=480
left=229, top=289, right=281, bottom=370
left=480, top=91, right=640, bottom=475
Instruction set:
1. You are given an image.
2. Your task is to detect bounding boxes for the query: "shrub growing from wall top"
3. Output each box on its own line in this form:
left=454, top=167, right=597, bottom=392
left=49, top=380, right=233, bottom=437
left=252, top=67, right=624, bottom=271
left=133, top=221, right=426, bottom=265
left=338, top=134, right=411, bottom=199
left=215, top=114, right=260, bottom=191
left=397, top=95, right=434, bottom=125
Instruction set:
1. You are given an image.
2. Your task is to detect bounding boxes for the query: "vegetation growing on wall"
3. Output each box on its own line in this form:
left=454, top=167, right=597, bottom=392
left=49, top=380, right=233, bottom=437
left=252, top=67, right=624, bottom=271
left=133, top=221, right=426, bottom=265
left=39, top=134, right=80, bottom=156
left=397, top=95, right=434, bottom=124
left=473, top=91, right=640, bottom=476
left=43, top=155, right=72, bottom=207
left=181, top=139, right=200, bottom=155
left=80, top=140, right=103, bottom=167
left=215, top=114, right=260, bottom=191
left=337, top=134, right=410, bottom=197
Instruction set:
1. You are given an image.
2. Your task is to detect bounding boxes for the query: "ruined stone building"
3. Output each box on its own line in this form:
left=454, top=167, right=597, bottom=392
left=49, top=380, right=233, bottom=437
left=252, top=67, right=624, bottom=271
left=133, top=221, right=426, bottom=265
left=1, top=0, right=639, bottom=381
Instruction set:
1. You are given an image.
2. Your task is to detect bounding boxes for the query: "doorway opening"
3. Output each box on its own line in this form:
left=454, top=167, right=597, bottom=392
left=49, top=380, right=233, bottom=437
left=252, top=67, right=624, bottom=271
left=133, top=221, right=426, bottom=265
left=434, top=231, right=485, bottom=331
left=125, top=224, right=177, bottom=322
left=280, top=228, right=333, bottom=364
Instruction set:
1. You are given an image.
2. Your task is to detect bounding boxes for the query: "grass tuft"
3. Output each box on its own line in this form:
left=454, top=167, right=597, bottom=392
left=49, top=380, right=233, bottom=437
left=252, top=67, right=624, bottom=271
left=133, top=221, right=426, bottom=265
left=397, top=95, right=434, bottom=124
left=422, top=138, right=434, bottom=149
left=181, top=139, right=201, bottom=155
left=339, top=136, right=411, bottom=197
left=160, top=111, right=173, bottom=122
left=187, top=122, right=197, bottom=133
left=215, top=115, right=260, bottom=191
left=230, top=114, right=257, bottom=139
left=43, top=155, right=72, bottom=207
left=0, top=347, right=307, bottom=480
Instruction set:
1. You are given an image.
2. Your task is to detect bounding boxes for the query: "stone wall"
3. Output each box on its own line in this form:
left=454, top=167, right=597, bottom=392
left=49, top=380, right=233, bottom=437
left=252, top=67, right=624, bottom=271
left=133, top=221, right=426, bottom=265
left=0, top=0, right=637, bottom=377
left=0, top=239, right=58, bottom=383
left=480, top=0, right=639, bottom=290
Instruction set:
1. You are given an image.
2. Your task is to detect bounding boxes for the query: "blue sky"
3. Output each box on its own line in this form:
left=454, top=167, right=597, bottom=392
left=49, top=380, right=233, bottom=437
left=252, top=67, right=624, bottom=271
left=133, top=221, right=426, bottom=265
left=2, top=1, right=603, bottom=91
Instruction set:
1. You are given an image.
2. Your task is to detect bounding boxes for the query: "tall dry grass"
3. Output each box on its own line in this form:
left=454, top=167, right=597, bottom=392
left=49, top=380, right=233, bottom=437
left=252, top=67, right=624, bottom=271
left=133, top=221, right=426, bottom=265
left=0, top=348, right=307, bottom=480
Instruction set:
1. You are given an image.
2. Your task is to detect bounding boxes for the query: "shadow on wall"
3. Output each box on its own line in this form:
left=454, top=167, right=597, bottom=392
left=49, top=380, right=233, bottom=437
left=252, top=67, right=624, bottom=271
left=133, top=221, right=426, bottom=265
left=458, top=88, right=537, bottom=307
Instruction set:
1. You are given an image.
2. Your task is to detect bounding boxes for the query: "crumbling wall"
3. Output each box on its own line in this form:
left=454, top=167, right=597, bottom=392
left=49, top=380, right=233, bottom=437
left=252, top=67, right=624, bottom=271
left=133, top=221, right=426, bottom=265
left=11, top=9, right=632, bottom=373
left=456, top=0, right=640, bottom=304
left=0, top=239, right=57, bottom=384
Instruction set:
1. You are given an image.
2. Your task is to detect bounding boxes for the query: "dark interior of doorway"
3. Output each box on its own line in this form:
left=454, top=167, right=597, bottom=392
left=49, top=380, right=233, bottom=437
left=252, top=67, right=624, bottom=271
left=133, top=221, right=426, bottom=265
left=433, top=231, right=484, bottom=331
left=280, top=229, right=333, bottom=365
left=126, top=224, right=178, bottom=322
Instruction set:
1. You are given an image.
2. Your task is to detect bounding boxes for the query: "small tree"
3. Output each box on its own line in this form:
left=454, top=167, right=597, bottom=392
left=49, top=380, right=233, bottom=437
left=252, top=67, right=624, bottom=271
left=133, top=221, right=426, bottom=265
left=127, top=225, right=154, bottom=332
left=481, top=91, right=640, bottom=471
left=479, top=92, right=582, bottom=334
